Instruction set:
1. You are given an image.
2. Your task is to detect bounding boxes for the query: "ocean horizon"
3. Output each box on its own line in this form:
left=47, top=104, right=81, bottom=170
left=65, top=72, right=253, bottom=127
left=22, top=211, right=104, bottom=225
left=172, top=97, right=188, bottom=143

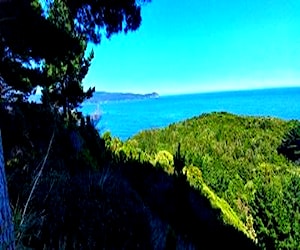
left=81, top=87, right=300, bottom=141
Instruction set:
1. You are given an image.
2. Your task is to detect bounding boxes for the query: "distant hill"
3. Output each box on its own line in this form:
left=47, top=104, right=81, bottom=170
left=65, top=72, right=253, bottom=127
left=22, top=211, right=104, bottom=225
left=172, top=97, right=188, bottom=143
left=28, top=91, right=159, bottom=104
left=86, top=91, right=159, bottom=103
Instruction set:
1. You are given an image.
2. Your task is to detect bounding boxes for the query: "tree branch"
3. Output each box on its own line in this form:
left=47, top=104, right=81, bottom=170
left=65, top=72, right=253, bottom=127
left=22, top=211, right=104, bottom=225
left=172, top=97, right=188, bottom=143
left=0, top=17, right=15, bottom=23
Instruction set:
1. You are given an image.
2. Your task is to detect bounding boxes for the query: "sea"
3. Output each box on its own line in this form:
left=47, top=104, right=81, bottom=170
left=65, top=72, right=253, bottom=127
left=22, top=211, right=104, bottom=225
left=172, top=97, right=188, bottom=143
left=81, top=87, right=300, bottom=141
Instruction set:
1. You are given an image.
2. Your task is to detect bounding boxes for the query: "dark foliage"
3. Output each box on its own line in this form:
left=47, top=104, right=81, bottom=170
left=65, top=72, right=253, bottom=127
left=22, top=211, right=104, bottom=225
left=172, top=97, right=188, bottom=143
left=1, top=105, right=258, bottom=249
left=174, top=143, right=185, bottom=177
left=119, top=154, right=258, bottom=249
left=278, top=123, right=300, bottom=163
left=0, top=0, right=149, bottom=100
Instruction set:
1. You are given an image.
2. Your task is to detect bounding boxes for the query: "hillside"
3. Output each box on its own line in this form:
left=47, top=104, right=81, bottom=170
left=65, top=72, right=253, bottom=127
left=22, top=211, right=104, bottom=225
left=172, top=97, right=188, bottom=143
left=4, top=107, right=299, bottom=249
left=129, top=112, right=300, bottom=249
left=2, top=106, right=257, bottom=249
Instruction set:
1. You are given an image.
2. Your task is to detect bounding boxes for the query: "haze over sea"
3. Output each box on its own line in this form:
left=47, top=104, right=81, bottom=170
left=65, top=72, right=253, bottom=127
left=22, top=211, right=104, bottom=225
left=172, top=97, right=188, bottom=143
left=82, top=87, right=300, bottom=141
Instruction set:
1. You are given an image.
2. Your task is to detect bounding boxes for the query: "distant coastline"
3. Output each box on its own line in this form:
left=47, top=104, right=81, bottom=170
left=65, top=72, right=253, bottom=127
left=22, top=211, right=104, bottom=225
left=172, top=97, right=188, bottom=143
left=85, top=91, right=159, bottom=103
left=29, top=91, right=159, bottom=104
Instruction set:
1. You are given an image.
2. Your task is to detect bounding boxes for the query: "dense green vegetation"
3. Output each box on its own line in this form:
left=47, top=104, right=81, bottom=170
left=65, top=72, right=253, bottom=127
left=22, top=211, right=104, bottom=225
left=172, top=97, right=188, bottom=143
left=2, top=102, right=299, bottom=249
left=1, top=0, right=298, bottom=249
left=1, top=106, right=258, bottom=249
left=129, top=112, right=300, bottom=249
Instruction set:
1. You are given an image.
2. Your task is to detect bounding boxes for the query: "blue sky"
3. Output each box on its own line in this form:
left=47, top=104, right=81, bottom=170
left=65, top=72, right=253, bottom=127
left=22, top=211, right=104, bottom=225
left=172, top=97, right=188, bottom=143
left=83, top=0, right=300, bottom=95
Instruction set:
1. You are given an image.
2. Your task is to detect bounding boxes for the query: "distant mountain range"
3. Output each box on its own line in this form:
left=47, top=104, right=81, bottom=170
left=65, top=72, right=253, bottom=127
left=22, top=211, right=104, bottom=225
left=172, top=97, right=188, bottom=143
left=29, top=91, right=159, bottom=103
left=85, top=91, right=159, bottom=103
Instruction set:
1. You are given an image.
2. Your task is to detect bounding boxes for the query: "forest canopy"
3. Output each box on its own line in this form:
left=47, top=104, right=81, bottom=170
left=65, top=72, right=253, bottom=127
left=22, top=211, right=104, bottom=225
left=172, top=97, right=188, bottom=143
left=130, top=112, right=300, bottom=249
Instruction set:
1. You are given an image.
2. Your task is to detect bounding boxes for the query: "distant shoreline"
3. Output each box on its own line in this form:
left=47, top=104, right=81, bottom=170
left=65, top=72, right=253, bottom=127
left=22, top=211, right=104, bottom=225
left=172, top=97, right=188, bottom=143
left=29, top=91, right=160, bottom=104
left=85, top=91, right=159, bottom=103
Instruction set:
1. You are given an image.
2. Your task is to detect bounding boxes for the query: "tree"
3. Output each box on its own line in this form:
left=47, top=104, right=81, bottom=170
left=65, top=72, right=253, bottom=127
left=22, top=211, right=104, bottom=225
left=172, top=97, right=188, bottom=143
left=0, top=0, right=149, bottom=98
left=0, top=130, right=15, bottom=249
left=0, top=0, right=83, bottom=101
left=43, top=42, right=95, bottom=117
left=0, top=0, right=150, bottom=248
left=174, top=143, right=185, bottom=177
left=39, top=0, right=95, bottom=117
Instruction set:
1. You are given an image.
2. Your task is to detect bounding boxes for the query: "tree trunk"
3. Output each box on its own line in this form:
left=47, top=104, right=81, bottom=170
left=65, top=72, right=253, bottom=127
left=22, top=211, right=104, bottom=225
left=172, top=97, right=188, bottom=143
left=0, top=130, right=15, bottom=249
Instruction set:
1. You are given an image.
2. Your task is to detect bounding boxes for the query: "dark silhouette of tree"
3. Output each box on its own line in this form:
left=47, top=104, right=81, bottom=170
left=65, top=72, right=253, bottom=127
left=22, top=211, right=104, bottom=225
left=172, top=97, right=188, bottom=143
left=0, top=0, right=82, bottom=100
left=0, top=0, right=150, bottom=248
left=39, top=0, right=95, bottom=117
left=0, top=0, right=149, bottom=99
left=174, top=143, right=186, bottom=177
left=0, top=130, right=15, bottom=249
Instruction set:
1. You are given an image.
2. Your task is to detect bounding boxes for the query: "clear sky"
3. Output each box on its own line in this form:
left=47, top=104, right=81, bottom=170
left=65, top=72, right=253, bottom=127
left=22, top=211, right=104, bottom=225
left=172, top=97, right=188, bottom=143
left=83, top=0, right=300, bottom=95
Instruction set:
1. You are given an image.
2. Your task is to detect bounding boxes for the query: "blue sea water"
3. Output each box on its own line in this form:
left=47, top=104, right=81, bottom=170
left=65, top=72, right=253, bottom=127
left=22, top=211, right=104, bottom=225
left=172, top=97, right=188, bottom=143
left=81, top=87, right=300, bottom=141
